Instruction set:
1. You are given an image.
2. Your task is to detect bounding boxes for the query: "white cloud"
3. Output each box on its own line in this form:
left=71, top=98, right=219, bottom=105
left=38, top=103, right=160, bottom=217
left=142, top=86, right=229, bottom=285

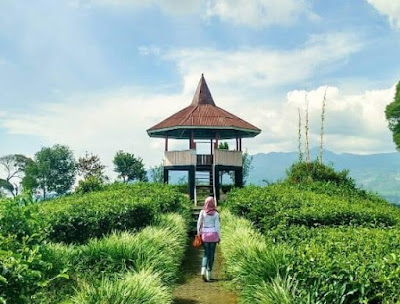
left=367, top=0, right=400, bottom=29
left=1, top=81, right=396, bottom=177
left=284, top=85, right=396, bottom=154
left=88, top=0, right=317, bottom=27
left=88, top=0, right=200, bottom=15
left=206, top=0, right=318, bottom=28
left=159, top=32, right=362, bottom=96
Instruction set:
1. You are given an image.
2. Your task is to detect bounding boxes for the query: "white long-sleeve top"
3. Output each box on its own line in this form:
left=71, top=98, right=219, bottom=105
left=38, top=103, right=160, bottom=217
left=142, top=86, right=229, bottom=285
left=197, top=210, right=221, bottom=237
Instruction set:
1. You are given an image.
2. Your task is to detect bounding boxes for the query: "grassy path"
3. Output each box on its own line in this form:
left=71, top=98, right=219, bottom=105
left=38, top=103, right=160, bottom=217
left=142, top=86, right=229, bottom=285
left=173, top=242, right=238, bottom=304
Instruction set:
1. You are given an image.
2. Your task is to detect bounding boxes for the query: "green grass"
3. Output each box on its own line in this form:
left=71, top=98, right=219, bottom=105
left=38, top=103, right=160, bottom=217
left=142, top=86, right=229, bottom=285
left=70, top=269, right=172, bottom=304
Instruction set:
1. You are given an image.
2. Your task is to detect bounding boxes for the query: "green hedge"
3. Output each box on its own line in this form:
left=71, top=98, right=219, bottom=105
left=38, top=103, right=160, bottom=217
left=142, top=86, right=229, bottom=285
left=288, top=226, right=400, bottom=304
left=224, top=184, right=400, bottom=303
left=35, top=182, right=190, bottom=243
left=224, top=184, right=398, bottom=231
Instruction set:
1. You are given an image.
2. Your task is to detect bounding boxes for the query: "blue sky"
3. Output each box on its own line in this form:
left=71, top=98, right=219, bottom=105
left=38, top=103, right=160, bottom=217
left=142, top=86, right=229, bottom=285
left=1, top=0, right=400, bottom=173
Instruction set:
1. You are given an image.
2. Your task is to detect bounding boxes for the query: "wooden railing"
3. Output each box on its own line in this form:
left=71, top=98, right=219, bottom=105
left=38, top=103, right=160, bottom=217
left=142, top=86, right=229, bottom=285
left=214, top=150, right=242, bottom=166
left=164, top=149, right=242, bottom=167
left=164, top=150, right=196, bottom=166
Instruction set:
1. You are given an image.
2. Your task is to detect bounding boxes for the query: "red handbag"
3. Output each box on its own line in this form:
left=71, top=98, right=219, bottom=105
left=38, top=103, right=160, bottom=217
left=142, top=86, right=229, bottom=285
left=192, top=234, right=203, bottom=247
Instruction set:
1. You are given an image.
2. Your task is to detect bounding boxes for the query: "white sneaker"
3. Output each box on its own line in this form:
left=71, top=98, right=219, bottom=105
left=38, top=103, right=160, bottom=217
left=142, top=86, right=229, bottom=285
left=201, top=267, right=206, bottom=281
left=206, top=270, right=212, bottom=281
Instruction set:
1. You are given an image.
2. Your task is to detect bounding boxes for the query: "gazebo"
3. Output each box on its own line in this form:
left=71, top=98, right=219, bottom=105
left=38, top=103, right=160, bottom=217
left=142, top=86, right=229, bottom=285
left=147, top=74, right=261, bottom=204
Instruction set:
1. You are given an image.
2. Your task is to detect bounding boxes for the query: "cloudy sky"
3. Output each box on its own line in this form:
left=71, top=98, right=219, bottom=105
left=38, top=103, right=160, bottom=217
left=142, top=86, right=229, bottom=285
left=0, top=0, right=400, bottom=173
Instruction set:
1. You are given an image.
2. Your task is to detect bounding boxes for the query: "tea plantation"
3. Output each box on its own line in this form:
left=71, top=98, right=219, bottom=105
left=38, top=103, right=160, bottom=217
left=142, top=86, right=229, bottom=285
left=0, top=183, right=191, bottom=303
left=222, top=162, right=400, bottom=303
left=2, top=161, right=400, bottom=303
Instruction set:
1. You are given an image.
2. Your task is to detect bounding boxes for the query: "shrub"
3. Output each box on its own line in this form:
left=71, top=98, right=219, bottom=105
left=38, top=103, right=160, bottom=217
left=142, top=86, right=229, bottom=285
left=224, top=184, right=398, bottom=232
left=0, top=199, right=45, bottom=241
left=75, top=176, right=104, bottom=194
left=286, top=161, right=356, bottom=189
left=0, top=235, right=67, bottom=304
left=35, top=183, right=190, bottom=243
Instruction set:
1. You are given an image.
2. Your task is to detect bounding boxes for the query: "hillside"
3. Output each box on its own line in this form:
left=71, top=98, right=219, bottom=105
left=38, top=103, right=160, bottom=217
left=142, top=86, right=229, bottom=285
left=248, top=149, right=400, bottom=204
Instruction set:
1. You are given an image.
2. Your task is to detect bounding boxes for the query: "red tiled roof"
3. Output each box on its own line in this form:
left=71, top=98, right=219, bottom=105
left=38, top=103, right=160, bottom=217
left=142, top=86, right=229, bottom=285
left=147, top=75, right=261, bottom=139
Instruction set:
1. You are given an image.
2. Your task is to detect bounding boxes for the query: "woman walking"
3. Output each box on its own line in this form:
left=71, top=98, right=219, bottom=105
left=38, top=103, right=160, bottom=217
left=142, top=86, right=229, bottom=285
left=197, top=196, right=220, bottom=282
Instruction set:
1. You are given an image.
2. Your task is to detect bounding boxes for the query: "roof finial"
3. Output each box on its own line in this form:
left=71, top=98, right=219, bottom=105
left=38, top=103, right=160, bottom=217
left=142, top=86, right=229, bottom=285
left=191, top=74, right=216, bottom=106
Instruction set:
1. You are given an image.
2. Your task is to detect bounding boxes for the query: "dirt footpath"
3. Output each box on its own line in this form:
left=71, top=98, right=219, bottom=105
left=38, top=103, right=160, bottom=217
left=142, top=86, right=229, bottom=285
left=173, top=242, right=238, bottom=304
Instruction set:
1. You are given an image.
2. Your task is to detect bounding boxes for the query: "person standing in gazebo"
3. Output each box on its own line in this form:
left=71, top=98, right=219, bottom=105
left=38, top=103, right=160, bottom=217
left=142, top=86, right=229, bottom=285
left=197, top=196, right=221, bottom=282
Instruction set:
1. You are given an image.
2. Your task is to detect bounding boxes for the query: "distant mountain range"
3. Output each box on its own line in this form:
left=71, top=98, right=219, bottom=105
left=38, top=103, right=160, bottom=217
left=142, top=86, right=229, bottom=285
left=247, top=148, right=400, bottom=204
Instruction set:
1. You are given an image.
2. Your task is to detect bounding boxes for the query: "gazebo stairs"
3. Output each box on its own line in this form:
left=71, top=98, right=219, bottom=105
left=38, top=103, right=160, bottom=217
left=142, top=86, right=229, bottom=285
left=190, top=206, right=203, bottom=234
left=195, top=169, right=214, bottom=206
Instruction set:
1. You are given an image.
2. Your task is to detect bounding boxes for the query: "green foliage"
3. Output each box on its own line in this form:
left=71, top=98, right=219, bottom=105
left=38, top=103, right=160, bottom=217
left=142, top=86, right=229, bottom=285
left=218, top=142, right=229, bottom=150
left=0, top=198, right=44, bottom=240
left=35, top=182, right=190, bottom=243
left=76, top=152, right=107, bottom=180
left=219, top=211, right=292, bottom=303
left=0, top=235, right=67, bottom=304
left=224, top=178, right=400, bottom=303
left=289, top=227, right=400, bottom=303
left=286, top=160, right=356, bottom=189
left=70, top=270, right=172, bottom=304
left=113, top=150, right=147, bottom=183
left=149, top=162, right=164, bottom=183
left=385, top=81, right=400, bottom=150
left=22, top=144, right=76, bottom=199
left=224, top=184, right=397, bottom=232
left=41, top=213, right=187, bottom=303
left=75, top=175, right=104, bottom=194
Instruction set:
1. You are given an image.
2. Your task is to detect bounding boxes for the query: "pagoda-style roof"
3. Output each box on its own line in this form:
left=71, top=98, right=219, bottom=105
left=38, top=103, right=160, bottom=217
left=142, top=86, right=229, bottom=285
left=147, top=75, right=261, bottom=140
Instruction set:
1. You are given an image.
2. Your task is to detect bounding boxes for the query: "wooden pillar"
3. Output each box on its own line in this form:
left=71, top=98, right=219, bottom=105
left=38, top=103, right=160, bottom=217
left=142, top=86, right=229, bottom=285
left=235, top=169, right=243, bottom=188
left=236, top=135, right=239, bottom=151
left=239, top=137, right=242, bottom=151
left=190, top=131, right=195, bottom=149
left=163, top=168, right=169, bottom=184
left=215, top=166, right=220, bottom=201
left=188, top=166, right=195, bottom=201
left=165, top=136, right=168, bottom=152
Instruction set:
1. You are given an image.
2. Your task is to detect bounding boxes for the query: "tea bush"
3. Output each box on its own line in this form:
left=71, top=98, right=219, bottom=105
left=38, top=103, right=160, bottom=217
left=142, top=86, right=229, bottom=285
left=0, top=235, right=67, bottom=304
left=289, top=227, right=400, bottom=304
left=36, top=182, right=191, bottom=243
left=224, top=181, right=400, bottom=303
left=225, top=184, right=398, bottom=231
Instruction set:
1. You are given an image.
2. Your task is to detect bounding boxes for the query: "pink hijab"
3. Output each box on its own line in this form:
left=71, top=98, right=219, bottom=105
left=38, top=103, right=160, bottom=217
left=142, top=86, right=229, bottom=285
left=203, top=196, right=217, bottom=215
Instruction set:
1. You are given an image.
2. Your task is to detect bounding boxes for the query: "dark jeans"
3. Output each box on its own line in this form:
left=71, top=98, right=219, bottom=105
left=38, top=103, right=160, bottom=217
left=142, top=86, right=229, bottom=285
left=202, top=242, right=217, bottom=271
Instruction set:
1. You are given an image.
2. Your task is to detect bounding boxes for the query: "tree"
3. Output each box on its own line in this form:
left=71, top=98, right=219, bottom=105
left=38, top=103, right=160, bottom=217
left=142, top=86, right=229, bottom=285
left=241, top=150, right=253, bottom=185
left=113, top=150, right=147, bottom=183
left=385, top=81, right=400, bottom=150
left=22, top=144, right=76, bottom=199
left=77, top=152, right=107, bottom=181
left=0, top=154, right=32, bottom=196
left=149, top=162, right=164, bottom=183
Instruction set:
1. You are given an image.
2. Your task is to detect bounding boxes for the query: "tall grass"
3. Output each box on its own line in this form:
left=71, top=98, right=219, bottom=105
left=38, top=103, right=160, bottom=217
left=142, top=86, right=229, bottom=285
left=39, top=213, right=187, bottom=303
left=71, top=269, right=172, bottom=304
left=220, top=211, right=292, bottom=302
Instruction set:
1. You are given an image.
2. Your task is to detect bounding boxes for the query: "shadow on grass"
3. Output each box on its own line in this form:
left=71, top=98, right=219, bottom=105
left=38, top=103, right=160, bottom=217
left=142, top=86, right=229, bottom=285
left=173, top=298, right=200, bottom=304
